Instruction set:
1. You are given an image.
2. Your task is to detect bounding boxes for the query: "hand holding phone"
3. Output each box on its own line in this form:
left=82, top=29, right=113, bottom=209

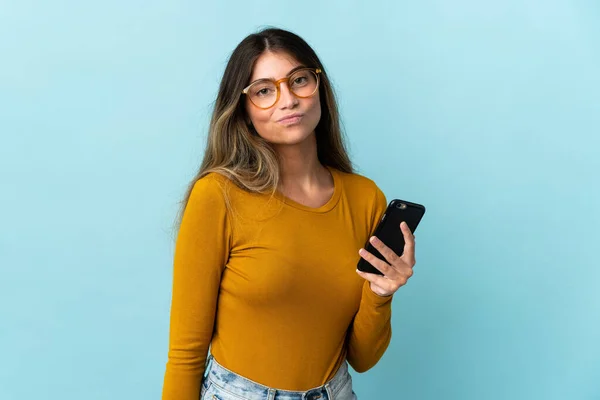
left=357, top=199, right=426, bottom=276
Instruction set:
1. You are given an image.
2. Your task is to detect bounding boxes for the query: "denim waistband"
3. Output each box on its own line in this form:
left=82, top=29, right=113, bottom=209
left=203, top=353, right=352, bottom=400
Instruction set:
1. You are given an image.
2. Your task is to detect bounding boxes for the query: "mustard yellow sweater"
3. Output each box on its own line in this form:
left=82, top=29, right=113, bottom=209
left=162, top=166, right=392, bottom=400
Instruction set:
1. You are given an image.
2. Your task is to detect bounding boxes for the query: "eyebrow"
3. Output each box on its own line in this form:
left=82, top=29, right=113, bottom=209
left=248, top=65, right=307, bottom=85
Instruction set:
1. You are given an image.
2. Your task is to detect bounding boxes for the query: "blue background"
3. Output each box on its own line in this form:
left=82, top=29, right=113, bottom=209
left=1, top=1, right=599, bottom=399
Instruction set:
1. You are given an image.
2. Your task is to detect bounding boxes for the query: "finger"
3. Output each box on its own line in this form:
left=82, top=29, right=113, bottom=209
left=368, top=236, right=400, bottom=267
left=358, top=248, right=399, bottom=279
left=400, top=221, right=416, bottom=265
left=355, top=269, right=396, bottom=292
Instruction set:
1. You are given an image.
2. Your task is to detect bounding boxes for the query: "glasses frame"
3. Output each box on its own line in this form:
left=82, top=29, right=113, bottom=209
left=242, top=67, right=322, bottom=109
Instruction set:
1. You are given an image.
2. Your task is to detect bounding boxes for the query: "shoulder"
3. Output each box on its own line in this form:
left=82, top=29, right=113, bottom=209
left=189, top=171, right=264, bottom=214
left=334, top=168, right=386, bottom=203
left=333, top=167, right=388, bottom=230
left=193, top=172, right=231, bottom=189
left=188, top=172, right=234, bottom=206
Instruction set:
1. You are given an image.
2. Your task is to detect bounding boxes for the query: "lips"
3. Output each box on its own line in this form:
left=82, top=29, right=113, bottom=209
left=277, top=113, right=304, bottom=123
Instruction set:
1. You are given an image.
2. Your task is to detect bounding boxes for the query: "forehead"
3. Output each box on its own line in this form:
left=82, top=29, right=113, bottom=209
left=250, top=51, right=303, bottom=81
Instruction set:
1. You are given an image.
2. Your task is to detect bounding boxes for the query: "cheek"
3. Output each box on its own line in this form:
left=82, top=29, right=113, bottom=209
left=247, top=109, right=278, bottom=141
left=306, top=97, right=322, bottom=124
left=246, top=103, right=273, bottom=128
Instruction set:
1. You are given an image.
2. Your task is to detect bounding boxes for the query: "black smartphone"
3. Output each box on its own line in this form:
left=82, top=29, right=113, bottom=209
left=357, top=199, right=426, bottom=276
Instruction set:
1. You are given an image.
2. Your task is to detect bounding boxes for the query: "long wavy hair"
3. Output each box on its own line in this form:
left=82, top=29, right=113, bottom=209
left=175, top=27, right=353, bottom=233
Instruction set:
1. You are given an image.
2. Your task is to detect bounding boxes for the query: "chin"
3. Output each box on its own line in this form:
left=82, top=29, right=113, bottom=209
left=272, top=126, right=316, bottom=145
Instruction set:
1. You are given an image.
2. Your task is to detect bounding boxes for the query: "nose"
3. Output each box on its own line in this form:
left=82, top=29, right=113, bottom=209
left=277, top=81, right=299, bottom=109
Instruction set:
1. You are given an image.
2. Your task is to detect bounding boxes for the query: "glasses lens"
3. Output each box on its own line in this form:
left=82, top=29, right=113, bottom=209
left=248, top=80, right=278, bottom=108
left=289, top=69, right=318, bottom=97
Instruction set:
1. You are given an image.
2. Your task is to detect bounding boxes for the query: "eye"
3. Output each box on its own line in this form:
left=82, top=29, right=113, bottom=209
left=290, top=71, right=312, bottom=88
left=294, top=76, right=308, bottom=85
left=254, top=86, right=274, bottom=97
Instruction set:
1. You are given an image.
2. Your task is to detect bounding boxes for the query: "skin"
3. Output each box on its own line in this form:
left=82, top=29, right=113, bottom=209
left=245, top=51, right=417, bottom=297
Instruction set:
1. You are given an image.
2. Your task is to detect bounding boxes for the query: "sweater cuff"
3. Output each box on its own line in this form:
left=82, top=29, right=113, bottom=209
left=361, top=279, right=394, bottom=307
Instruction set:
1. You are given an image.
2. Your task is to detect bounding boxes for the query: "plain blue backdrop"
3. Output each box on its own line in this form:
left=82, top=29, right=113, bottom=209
left=1, top=1, right=599, bottom=399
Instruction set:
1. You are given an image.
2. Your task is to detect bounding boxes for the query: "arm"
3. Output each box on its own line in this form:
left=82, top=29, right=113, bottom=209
left=346, top=281, right=393, bottom=373
left=347, top=186, right=393, bottom=373
left=162, top=176, right=231, bottom=400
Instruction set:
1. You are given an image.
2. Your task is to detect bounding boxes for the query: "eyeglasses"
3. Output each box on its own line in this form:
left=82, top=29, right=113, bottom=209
left=242, top=67, right=322, bottom=109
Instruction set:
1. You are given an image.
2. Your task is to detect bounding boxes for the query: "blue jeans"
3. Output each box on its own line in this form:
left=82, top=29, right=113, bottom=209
left=200, top=354, right=358, bottom=400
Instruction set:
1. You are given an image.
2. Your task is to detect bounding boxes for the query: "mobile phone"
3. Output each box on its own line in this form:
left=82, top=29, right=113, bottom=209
left=357, top=199, right=426, bottom=276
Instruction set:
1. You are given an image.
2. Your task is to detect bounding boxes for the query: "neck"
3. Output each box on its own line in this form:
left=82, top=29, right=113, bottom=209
left=273, top=132, right=328, bottom=190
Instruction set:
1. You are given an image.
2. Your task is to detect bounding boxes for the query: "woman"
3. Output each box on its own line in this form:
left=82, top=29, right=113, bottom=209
left=162, top=27, right=416, bottom=400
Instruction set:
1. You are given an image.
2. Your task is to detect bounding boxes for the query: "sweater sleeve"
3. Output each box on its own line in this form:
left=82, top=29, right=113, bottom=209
left=162, top=175, right=231, bottom=400
left=347, top=186, right=393, bottom=373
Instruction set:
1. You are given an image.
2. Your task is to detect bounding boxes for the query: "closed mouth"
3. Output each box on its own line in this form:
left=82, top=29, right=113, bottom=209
left=277, top=113, right=304, bottom=122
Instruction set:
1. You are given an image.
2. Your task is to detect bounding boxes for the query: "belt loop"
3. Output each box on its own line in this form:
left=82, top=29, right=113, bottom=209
left=324, top=383, right=333, bottom=400
left=203, top=353, right=214, bottom=378
left=267, top=388, right=276, bottom=400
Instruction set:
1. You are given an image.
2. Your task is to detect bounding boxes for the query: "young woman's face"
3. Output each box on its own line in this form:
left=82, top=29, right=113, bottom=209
left=245, top=51, right=321, bottom=146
